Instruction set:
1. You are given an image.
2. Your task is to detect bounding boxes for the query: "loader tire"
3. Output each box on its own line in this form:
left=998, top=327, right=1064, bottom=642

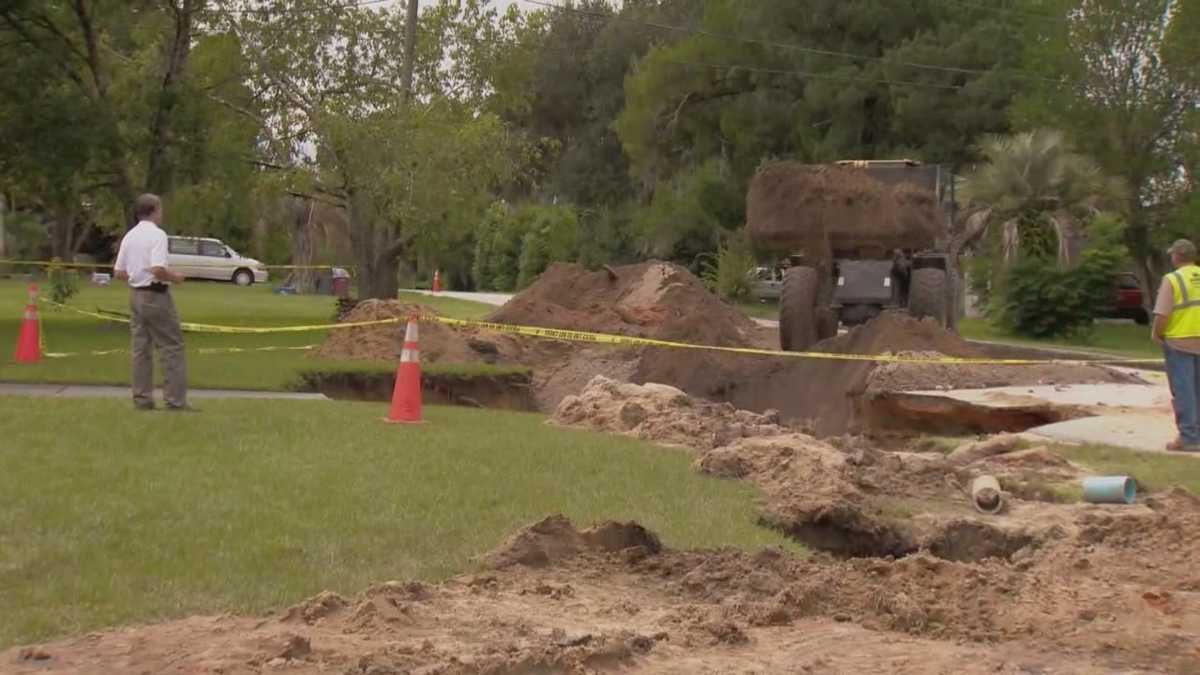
left=909, top=268, right=949, bottom=327
left=780, top=266, right=821, bottom=352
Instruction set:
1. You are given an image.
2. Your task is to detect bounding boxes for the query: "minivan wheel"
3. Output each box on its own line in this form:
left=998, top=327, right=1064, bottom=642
left=233, top=269, right=254, bottom=286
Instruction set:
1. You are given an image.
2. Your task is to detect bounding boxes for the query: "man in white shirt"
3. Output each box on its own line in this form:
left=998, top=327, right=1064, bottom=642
left=113, top=194, right=190, bottom=411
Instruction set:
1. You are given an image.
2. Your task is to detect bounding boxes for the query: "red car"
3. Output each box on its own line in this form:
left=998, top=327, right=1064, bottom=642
left=1100, top=273, right=1149, bottom=325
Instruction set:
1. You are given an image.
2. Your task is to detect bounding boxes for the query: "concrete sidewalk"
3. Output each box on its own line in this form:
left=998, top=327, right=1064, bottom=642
left=907, top=373, right=1195, bottom=456
left=1022, top=414, right=1186, bottom=456
left=0, top=383, right=327, bottom=401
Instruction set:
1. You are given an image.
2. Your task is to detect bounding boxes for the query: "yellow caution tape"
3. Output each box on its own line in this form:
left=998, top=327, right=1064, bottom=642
left=2, top=258, right=349, bottom=271
left=38, top=298, right=1162, bottom=366
left=1, top=259, right=110, bottom=269
left=42, top=299, right=403, bottom=334
left=42, top=345, right=315, bottom=359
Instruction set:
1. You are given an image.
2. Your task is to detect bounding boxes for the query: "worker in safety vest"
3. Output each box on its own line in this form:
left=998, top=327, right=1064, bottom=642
left=1153, top=239, right=1200, bottom=452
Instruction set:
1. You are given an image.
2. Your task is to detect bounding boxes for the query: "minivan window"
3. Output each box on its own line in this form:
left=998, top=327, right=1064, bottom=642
left=199, top=241, right=227, bottom=257
left=169, top=238, right=198, bottom=255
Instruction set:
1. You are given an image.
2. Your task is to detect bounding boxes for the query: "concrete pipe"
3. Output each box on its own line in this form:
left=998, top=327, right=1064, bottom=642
left=971, top=475, right=1004, bottom=515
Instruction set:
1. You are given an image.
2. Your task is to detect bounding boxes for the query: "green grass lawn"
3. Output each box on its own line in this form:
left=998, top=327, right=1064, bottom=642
left=739, top=299, right=780, bottom=321
left=396, top=291, right=495, bottom=320
left=958, top=317, right=1159, bottom=360
left=0, top=397, right=796, bottom=648
left=0, top=279, right=498, bottom=390
left=1056, top=444, right=1200, bottom=494
left=739, top=302, right=1158, bottom=360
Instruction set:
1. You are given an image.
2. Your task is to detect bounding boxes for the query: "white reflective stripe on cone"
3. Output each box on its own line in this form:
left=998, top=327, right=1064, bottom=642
left=400, top=348, right=420, bottom=363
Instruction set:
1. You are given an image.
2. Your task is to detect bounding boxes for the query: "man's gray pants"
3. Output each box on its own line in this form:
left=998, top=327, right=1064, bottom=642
left=129, top=290, right=187, bottom=408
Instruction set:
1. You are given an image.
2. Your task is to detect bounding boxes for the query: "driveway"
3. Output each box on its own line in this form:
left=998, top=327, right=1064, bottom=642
left=407, top=290, right=513, bottom=307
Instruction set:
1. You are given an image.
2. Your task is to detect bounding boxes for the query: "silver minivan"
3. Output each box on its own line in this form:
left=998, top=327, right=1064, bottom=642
left=167, top=236, right=268, bottom=286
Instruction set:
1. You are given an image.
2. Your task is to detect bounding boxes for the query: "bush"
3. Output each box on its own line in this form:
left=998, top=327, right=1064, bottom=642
left=473, top=202, right=580, bottom=291
left=700, top=234, right=756, bottom=303
left=997, top=232, right=1123, bottom=338
left=47, top=258, right=80, bottom=304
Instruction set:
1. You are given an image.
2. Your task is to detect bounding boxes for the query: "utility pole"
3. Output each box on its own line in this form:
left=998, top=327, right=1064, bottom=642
left=401, top=0, right=418, bottom=103
left=0, top=193, right=7, bottom=258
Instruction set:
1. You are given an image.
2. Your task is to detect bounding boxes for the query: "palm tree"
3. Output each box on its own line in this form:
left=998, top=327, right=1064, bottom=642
left=956, top=129, right=1122, bottom=267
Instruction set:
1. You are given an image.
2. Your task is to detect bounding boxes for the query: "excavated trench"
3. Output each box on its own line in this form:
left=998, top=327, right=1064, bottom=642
left=772, top=508, right=1044, bottom=564
left=856, top=391, right=1089, bottom=435
left=294, top=369, right=537, bottom=411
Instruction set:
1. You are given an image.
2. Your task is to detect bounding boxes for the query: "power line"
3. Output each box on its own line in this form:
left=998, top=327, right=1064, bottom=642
left=662, top=59, right=1017, bottom=95
left=524, top=0, right=1065, bottom=86
left=221, top=0, right=391, bottom=16
left=950, top=0, right=1070, bottom=23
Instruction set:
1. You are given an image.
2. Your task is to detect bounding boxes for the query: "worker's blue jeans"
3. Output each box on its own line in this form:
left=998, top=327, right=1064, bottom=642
left=1164, top=343, right=1200, bottom=446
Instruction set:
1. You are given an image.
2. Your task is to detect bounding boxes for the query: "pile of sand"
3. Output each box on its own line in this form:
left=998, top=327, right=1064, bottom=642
left=488, top=261, right=762, bottom=348
left=638, top=311, right=1142, bottom=436
left=312, top=299, right=524, bottom=364
left=867, top=348, right=1138, bottom=392
left=483, top=514, right=661, bottom=569
left=552, top=375, right=785, bottom=449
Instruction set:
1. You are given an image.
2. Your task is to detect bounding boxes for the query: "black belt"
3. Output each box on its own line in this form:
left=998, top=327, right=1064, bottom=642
left=132, top=282, right=170, bottom=293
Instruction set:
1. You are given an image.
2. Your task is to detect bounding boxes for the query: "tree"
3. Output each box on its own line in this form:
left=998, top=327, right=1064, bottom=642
left=957, top=129, right=1122, bottom=266
left=0, top=1, right=261, bottom=258
left=614, top=0, right=1030, bottom=262
left=227, top=0, right=527, bottom=298
left=1015, top=0, right=1200, bottom=298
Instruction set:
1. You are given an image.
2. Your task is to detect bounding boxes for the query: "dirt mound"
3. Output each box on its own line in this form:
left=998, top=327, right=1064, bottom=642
left=636, top=311, right=1140, bottom=436
left=824, top=310, right=980, bottom=357
left=868, top=350, right=1137, bottom=392
left=553, top=375, right=784, bottom=449
left=14, top=502, right=1200, bottom=673
left=483, top=514, right=661, bottom=569
left=488, top=261, right=760, bottom=348
left=553, top=381, right=1142, bottom=567
left=746, top=162, right=944, bottom=254
left=313, top=299, right=536, bottom=365
left=313, top=300, right=474, bottom=362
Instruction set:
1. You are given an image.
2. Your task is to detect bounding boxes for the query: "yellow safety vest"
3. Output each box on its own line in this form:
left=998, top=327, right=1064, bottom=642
left=1165, top=264, right=1200, bottom=338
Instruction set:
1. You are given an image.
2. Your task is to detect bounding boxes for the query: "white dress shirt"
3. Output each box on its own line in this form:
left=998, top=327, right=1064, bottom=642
left=114, top=221, right=170, bottom=288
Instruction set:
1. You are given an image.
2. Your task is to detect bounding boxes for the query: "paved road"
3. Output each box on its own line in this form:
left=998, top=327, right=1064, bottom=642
left=406, top=289, right=513, bottom=306
left=406, top=289, right=784, bottom=327
left=0, top=383, right=327, bottom=401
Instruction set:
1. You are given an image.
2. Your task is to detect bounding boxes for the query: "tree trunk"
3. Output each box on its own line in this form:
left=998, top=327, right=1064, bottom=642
left=0, top=193, right=7, bottom=258
left=402, top=0, right=418, bottom=103
left=291, top=199, right=318, bottom=293
left=145, top=0, right=196, bottom=196
left=251, top=216, right=269, bottom=260
left=50, top=205, right=77, bottom=260
left=346, top=192, right=402, bottom=299
left=362, top=253, right=400, bottom=299
left=1124, top=202, right=1162, bottom=313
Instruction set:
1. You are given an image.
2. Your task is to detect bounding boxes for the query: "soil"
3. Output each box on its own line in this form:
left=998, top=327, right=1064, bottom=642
left=7, top=386, right=1199, bottom=674
left=635, top=311, right=1141, bottom=436
left=311, top=299, right=502, bottom=364
left=867, top=349, right=1138, bottom=392
left=314, top=271, right=1141, bottom=439
left=486, top=261, right=762, bottom=348
left=745, top=162, right=945, bottom=254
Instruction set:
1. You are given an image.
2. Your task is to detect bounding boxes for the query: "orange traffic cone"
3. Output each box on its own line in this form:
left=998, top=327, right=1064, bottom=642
left=13, top=284, right=41, bottom=364
left=432, top=269, right=441, bottom=294
left=384, top=316, right=422, bottom=424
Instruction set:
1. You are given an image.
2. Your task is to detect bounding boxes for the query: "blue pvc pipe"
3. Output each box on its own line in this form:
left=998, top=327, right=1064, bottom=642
left=1082, top=476, right=1136, bottom=505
